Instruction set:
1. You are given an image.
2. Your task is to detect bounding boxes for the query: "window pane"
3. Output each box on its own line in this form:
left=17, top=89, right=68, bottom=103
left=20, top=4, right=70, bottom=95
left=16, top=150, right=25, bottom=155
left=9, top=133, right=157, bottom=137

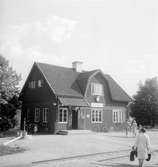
left=35, top=108, right=40, bottom=122
left=116, top=112, right=118, bottom=122
left=59, top=109, right=63, bottom=122
left=113, top=110, right=120, bottom=123
left=91, top=109, right=103, bottom=123
left=63, top=110, right=67, bottom=122
left=113, top=111, right=115, bottom=122
left=96, top=111, right=98, bottom=121
left=120, top=111, right=122, bottom=123
left=99, top=111, right=102, bottom=122
left=92, top=110, right=95, bottom=122
left=91, top=83, right=103, bottom=96
left=43, top=109, right=48, bottom=122
left=38, top=80, right=43, bottom=88
left=59, top=108, right=68, bottom=122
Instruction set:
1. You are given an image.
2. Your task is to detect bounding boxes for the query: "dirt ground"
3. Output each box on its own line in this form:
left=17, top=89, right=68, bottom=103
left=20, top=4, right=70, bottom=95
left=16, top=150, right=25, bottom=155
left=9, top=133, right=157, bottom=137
left=0, top=130, right=158, bottom=167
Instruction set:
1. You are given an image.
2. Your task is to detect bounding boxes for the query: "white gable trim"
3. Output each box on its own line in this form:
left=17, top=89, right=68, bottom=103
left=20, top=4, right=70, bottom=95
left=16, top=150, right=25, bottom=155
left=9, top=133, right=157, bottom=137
left=84, top=70, right=106, bottom=97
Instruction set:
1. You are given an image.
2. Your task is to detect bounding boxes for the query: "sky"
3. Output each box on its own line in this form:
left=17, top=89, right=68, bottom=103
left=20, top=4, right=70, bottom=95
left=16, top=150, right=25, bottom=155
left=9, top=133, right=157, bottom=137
left=0, top=0, right=158, bottom=97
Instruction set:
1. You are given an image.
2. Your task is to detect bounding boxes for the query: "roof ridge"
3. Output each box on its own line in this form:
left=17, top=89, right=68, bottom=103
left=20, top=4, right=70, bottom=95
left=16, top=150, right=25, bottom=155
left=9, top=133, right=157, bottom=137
left=36, top=62, right=101, bottom=74
left=36, top=62, right=75, bottom=71
left=36, top=62, right=84, bottom=98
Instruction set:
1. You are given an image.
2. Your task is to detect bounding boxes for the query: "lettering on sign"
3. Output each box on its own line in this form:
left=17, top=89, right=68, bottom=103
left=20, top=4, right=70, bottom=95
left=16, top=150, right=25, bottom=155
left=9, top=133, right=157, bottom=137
left=91, top=103, right=104, bottom=108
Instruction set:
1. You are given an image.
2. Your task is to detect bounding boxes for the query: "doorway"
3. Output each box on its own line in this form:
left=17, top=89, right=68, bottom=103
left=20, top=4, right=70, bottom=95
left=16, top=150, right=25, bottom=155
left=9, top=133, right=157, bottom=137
left=72, top=110, right=78, bottom=129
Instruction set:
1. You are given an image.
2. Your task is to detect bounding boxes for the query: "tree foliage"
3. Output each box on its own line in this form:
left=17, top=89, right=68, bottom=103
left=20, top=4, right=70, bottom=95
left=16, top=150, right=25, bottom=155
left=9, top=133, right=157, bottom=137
left=130, top=77, right=158, bottom=127
left=0, top=55, right=21, bottom=131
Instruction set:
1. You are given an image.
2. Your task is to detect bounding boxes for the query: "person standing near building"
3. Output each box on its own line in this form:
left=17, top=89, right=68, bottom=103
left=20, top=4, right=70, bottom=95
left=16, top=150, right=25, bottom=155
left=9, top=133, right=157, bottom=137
left=34, top=124, right=38, bottom=134
left=134, top=128, right=151, bottom=167
left=125, top=119, right=131, bottom=136
left=132, top=120, right=137, bottom=136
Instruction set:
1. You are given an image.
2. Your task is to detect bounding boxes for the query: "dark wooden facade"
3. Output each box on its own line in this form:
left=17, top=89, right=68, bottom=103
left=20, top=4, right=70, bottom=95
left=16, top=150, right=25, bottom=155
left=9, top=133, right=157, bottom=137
left=20, top=65, right=58, bottom=133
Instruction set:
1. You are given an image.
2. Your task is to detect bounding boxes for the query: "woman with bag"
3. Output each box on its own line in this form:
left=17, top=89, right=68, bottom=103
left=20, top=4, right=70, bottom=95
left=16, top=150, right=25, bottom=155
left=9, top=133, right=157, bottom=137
left=134, top=128, right=151, bottom=167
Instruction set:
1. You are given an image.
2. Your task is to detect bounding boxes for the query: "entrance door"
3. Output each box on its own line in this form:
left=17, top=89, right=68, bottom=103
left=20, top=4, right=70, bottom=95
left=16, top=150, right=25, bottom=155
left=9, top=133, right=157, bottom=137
left=72, top=110, right=78, bottom=129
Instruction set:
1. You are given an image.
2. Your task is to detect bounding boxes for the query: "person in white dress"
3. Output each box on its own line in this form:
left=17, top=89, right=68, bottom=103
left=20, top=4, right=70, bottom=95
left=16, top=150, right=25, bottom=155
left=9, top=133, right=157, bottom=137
left=134, top=128, right=151, bottom=167
left=132, top=120, right=137, bottom=136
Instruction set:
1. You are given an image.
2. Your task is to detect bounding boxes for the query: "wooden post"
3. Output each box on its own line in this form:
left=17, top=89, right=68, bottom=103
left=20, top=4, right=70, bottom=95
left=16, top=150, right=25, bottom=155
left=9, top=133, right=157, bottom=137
left=54, top=97, right=58, bottom=134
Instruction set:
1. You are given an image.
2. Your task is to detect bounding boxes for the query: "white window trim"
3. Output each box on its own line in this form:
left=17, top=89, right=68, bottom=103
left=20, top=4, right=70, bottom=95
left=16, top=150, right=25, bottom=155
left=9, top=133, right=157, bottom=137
left=112, top=109, right=125, bottom=123
left=58, top=107, right=68, bottom=123
left=38, top=80, right=43, bottom=88
left=34, top=108, right=40, bottom=122
left=91, top=108, right=103, bottom=123
left=91, top=82, right=104, bottom=96
left=43, top=108, right=48, bottom=123
left=29, top=81, right=36, bottom=88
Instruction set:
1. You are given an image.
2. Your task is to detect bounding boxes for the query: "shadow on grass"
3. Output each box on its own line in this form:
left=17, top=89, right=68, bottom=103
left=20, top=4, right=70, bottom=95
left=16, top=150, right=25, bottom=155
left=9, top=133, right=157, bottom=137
left=0, top=144, right=26, bottom=156
left=0, top=128, right=20, bottom=138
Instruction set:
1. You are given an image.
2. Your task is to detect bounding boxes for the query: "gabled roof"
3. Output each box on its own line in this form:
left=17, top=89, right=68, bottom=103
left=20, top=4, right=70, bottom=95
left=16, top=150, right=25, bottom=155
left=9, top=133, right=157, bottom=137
left=22, top=62, right=131, bottom=103
left=104, top=74, right=132, bottom=102
left=36, top=62, right=83, bottom=98
left=77, top=69, right=131, bottom=102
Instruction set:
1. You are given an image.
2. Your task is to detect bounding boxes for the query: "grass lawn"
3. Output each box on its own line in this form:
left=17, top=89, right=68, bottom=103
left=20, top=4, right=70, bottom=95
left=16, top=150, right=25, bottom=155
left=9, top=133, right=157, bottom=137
left=0, top=128, right=20, bottom=138
left=0, top=144, right=25, bottom=156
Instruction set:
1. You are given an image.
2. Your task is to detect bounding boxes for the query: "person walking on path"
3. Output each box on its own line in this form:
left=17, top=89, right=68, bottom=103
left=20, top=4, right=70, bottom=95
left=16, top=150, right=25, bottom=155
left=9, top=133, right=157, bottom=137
left=134, top=128, right=151, bottom=167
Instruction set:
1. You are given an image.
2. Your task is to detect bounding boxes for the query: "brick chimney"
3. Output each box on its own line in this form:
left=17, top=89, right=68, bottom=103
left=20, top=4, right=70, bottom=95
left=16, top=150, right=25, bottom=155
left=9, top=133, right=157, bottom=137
left=72, top=61, right=83, bottom=72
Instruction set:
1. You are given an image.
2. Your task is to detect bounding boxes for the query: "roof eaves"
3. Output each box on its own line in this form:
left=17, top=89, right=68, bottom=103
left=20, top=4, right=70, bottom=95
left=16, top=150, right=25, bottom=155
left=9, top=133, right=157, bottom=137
left=57, top=94, right=84, bottom=99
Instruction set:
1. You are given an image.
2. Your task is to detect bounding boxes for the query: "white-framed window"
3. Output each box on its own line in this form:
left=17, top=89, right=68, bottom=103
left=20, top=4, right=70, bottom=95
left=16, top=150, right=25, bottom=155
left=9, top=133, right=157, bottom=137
left=91, top=108, right=103, bottom=123
left=58, top=107, right=68, bottom=123
left=43, top=108, right=48, bottom=123
left=28, top=81, right=36, bottom=88
left=34, top=108, right=40, bottom=122
left=38, top=80, right=43, bottom=88
left=112, top=109, right=125, bottom=123
left=91, top=83, right=104, bottom=96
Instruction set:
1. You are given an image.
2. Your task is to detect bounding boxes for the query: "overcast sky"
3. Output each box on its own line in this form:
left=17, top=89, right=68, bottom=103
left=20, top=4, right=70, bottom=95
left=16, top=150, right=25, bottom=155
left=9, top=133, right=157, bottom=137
left=0, top=0, right=158, bottom=96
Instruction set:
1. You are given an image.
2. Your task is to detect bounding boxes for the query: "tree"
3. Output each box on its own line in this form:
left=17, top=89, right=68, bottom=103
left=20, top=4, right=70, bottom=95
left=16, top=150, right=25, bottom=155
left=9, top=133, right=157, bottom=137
left=0, top=55, right=21, bottom=131
left=130, top=77, right=158, bottom=127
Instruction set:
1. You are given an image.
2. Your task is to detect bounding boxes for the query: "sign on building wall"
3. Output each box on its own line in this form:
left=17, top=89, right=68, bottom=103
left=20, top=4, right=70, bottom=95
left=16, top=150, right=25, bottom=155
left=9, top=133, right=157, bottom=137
left=91, top=103, right=104, bottom=108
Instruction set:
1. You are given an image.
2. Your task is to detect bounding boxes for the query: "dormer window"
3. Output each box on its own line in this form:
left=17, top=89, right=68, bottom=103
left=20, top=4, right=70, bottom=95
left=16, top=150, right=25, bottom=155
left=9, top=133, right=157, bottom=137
left=38, top=80, right=43, bottom=88
left=91, top=83, right=104, bottom=96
